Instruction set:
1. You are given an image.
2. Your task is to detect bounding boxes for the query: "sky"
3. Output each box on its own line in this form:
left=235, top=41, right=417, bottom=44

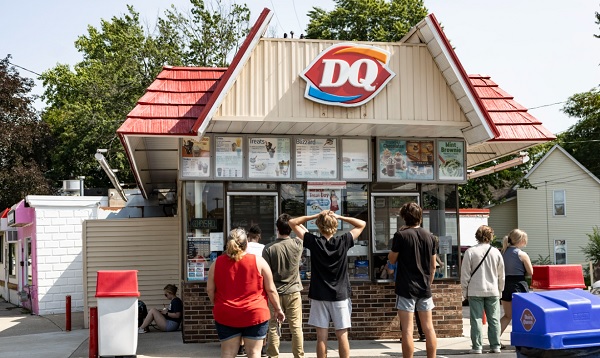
left=1, top=0, right=598, bottom=135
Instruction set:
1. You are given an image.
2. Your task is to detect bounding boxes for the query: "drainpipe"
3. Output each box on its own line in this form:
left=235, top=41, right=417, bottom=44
left=78, top=176, right=85, bottom=196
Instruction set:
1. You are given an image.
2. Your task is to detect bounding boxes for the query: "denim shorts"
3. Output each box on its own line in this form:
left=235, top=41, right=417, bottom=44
left=395, top=295, right=435, bottom=312
left=214, top=320, right=269, bottom=341
left=165, top=320, right=180, bottom=332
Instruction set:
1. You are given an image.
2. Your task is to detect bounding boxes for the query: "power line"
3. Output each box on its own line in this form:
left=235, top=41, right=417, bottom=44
left=527, top=101, right=567, bottom=110
left=267, top=0, right=284, bottom=34
left=7, top=61, right=42, bottom=77
left=291, top=0, right=303, bottom=33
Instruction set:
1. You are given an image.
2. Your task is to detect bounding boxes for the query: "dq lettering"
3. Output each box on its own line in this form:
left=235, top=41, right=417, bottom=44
left=319, top=59, right=378, bottom=91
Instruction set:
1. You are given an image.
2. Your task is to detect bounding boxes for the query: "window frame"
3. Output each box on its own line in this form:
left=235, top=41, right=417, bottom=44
left=553, top=189, right=566, bottom=217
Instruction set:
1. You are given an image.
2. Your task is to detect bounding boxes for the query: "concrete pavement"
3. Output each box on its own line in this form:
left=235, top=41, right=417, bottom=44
left=0, top=299, right=516, bottom=357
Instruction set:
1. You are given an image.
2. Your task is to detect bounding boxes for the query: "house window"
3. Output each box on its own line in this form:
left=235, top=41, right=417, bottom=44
left=554, top=239, right=567, bottom=264
left=553, top=190, right=566, bottom=216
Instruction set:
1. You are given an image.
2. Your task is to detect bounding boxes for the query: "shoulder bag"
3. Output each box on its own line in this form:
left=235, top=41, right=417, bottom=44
left=463, top=245, right=492, bottom=305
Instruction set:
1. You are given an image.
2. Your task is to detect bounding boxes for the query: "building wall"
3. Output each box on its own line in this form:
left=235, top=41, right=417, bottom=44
left=488, top=199, right=518, bottom=241
left=518, top=149, right=600, bottom=265
left=182, top=281, right=462, bottom=342
left=34, top=203, right=103, bottom=314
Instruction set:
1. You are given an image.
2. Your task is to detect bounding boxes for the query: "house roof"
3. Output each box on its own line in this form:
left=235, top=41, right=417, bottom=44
left=469, top=75, right=556, bottom=142
left=116, top=10, right=555, bottom=198
left=525, top=144, right=600, bottom=186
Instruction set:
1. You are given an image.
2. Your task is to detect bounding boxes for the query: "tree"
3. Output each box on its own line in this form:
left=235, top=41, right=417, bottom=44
left=41, top=2, right=250, bottom=189
left=560, top=87, right=600, bottom=178
left=305, top=0, right=428, bottom=41
left=0, top=56, right=54, bottom=209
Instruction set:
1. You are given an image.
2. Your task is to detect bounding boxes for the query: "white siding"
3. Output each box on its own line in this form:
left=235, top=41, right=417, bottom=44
left=518, top=149, right=600, bottom=265
left=82, top=217, right=180, bottom=328
left=35, top=205, right=100, bottom=314
left=489, top=199, right=518, bottom=241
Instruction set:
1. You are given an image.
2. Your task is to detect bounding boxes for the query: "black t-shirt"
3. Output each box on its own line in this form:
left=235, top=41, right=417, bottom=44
left=166, top=297, right=183, bottom=323
left=303, top=232, right=354, bottom=301
left=390, top=227, right=436, bottom=299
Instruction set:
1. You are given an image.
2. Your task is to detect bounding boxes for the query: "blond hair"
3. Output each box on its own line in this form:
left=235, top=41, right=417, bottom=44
left=475, top=225, right=494, bottom=244
left=225, top=228, right=247, bottom=262
left=316, top=211, right=338, bottom=236
left=502, top=228, right=528, bottom=253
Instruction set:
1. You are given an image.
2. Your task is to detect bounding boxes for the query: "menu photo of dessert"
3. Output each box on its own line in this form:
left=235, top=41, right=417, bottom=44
left=406, top=140, right=434, bottom=180
left=378, top=139, right=408, bottom=180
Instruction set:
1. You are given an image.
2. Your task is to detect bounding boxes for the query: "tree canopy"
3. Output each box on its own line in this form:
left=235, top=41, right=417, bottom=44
left=306, top=0, right=428, bottom=41
left=0, top=56, right=54, bottom=209
left=40, top=1, right=250, bottom=189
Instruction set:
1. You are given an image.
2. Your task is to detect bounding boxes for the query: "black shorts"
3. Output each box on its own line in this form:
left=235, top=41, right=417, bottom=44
left=501, top=275, right=529, bottom=302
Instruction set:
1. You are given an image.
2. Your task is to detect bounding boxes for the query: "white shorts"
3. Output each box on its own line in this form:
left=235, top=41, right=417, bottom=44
left=308, top=299, right=352, bottom=330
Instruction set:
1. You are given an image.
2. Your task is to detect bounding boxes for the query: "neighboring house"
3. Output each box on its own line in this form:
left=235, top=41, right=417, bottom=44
left=489, top=145, right=600, bottom=265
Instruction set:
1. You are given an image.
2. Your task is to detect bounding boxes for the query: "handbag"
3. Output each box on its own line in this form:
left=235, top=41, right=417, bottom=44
left=462, top=245, right=492, bottom=306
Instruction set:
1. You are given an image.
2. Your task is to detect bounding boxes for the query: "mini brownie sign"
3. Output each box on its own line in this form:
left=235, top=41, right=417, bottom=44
left=300, top=43, right=395, bottom=107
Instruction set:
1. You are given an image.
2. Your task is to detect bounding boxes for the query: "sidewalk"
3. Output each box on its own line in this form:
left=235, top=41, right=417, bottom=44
left=0, top=299, right=514, bottom=357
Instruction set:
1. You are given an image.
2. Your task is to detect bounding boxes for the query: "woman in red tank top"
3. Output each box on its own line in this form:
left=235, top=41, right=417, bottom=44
left=207, top=228, right=285, bottom=358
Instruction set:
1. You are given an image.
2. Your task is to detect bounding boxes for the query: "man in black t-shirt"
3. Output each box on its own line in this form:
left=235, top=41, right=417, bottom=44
left=289, top=210, right=365, bottom=358
left=388, top=202, right=437, bottom=358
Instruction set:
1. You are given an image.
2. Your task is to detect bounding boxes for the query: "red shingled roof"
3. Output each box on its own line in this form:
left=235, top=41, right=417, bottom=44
left=469, top=74, right=555, bottom=141
left=117, top=66, right=226, bottom=136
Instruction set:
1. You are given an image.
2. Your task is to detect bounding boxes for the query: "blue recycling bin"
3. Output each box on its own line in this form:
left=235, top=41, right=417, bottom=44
left=512, top=289, right=600, bottom=357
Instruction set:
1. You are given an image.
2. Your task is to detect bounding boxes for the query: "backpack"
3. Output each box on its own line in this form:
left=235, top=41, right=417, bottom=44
left=138, top=300, right=148, bottom=327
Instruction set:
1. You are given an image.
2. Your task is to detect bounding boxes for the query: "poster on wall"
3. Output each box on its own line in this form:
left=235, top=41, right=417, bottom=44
left=405, top=140, right=435, bottom=180
left=181, top=137, right=211, bottom=178
left=295, top=138, right=337, bottom=179
left=215, top=136, right=243, bottom=179
left=248, top=137, right=291, bottom=179
left=305, top=182, right=346, bottom=230
left=378, top=139, right=408, bottom=180
left=187, top=236, right=210, bottom=281
left=437, top=141, right=465, bottom=181
left=342, top=138, right=370, bottom=180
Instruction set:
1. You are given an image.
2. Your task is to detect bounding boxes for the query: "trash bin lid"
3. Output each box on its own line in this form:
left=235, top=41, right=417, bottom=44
left=95, top=270, right=140, bottom=297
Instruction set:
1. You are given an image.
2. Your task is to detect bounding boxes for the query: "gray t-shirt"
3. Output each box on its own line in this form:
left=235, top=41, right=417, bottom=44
left=262, top=237, right=304, bottom=295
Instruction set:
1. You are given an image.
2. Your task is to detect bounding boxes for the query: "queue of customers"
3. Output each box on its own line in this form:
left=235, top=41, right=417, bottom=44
left=138, top=204, right=533, bottom=358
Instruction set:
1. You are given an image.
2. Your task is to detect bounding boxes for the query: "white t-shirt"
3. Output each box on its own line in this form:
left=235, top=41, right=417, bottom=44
left=247, top=242, right=265, bottom=257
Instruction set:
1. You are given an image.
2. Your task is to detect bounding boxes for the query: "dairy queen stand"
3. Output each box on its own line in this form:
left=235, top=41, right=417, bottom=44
left=109, top=9, right=555, bottom=342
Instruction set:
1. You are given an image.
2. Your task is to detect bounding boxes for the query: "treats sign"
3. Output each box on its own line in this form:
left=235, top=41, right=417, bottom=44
left=300, top=44, right=395, bottom=107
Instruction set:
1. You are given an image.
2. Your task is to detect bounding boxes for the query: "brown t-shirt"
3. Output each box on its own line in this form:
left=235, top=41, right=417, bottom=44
left=262, top=237, right=304, bottom=295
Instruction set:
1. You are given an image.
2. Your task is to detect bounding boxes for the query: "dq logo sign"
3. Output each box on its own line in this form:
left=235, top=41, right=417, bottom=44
left=300, top=43, right=395, bottom=107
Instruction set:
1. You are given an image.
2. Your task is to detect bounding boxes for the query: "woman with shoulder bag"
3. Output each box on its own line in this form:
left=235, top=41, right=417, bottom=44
left=460, top=225, right=505, bottom=354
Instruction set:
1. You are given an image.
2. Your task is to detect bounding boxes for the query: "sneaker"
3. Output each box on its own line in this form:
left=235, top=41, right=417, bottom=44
left=418, top=334, right=426, bottom=342
left=138, top=328, right=146, bottom=334
left=469, top=349, right=482, bottom=354
left=490, top=347, right=501, bottom=353
left=500, top=343, right=507, bottom=349
left=260, top=346, right=267, bottom=357
left=237, top=345, right=246, bottom=357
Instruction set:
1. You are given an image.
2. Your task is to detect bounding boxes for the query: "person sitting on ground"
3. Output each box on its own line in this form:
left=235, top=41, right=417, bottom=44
left=139, top=284, right=183, bottom=333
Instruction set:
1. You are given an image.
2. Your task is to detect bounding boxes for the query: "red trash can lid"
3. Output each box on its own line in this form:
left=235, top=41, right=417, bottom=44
left=95, top=270, right=140, bottom=297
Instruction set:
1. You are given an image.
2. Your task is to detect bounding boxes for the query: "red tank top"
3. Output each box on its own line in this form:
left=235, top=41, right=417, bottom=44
left=212, top=253, right=270, bottom=327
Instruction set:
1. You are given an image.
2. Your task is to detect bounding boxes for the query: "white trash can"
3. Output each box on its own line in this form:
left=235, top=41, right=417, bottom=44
left=95, top=270, right=140, bottom=357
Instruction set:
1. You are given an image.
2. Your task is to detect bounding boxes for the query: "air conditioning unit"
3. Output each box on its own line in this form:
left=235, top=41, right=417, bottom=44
left=62, top=180, right=81, bottom=196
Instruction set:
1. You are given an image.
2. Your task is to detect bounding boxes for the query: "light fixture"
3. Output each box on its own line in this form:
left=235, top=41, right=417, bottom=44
left=95, top=150, right=128, bottom=202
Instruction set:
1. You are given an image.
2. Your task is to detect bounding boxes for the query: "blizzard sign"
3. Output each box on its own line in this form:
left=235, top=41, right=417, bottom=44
left=300, top=43, right=395, bottom=107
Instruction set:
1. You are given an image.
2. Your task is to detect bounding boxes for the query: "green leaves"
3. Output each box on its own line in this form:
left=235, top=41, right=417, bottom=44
left=306, top=0, right=428, bottom=41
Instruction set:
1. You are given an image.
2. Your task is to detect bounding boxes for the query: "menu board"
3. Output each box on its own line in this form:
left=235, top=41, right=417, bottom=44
left=187, top=236, right=210, bottom=281
left=215, top=136, right=243, bottom=178
left=378, top=139, right=409, bottom=180
left=248, top=137, right=291, bottom=179
left=295, top=138, right=337, bottom=179
left=437, top=141, right=465, bottom=181
left=181, top=137, right=211, bottom=178
left=406, top=140, right=435, bottom=180
left=342, top=138, right=370, bottom=180
left=378, top=139, right=434, bottom=181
